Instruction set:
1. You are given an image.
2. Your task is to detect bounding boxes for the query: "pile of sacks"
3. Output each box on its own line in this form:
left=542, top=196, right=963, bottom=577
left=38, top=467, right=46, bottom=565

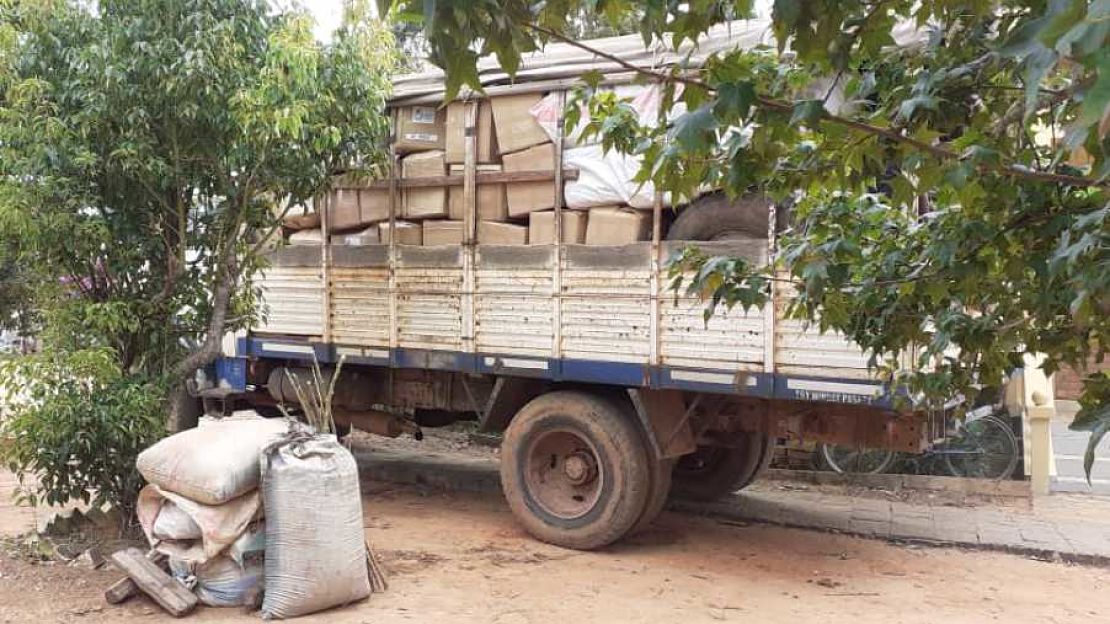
left=135, top=412, right=372, bottom=619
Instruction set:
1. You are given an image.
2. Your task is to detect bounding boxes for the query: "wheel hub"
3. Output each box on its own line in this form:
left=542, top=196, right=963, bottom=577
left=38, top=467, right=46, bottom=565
left=563, top=451, right=597, bottom=484
left=524, top=429, right=605, bottom=520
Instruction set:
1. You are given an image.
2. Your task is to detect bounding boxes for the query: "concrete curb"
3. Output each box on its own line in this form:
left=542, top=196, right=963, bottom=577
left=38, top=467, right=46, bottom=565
left=353, top=448, right=1110, bottom=567
left=665, top=498, right=1110, bottom=568
left=355, top=449, right=502, bottom=495
left=764, top=468, right=1032, bottom=499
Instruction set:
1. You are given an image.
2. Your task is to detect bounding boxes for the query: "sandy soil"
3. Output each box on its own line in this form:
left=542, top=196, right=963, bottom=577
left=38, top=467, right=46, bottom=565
left=2, top=481, right=1109, bottom=624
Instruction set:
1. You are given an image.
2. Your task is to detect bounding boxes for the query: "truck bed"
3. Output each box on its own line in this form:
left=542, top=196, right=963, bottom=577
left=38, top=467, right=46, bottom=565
left=247, top=240, right=897, bottom=407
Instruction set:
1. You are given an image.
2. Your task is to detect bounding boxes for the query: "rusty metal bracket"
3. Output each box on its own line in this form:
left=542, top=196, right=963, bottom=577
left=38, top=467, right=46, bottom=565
left=627, top=388, right=699, bottom=460
left=459, top=374, right=485, bottom=420
left=662, top=393, right=702, bottom=452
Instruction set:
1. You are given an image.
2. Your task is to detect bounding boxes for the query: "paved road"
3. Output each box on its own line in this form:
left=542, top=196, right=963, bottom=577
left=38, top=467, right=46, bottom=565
left=1051, top=401, right=1110, bottom=495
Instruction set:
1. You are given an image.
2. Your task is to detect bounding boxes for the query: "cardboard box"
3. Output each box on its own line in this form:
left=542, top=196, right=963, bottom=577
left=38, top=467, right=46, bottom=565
left=584, top=207, right=651, bottom=245
left=329, top=186, right=391, bottom=231
left=283, top=211, right=320, bottom=231
left=501, top=144, right=556, bottom=217
left=478, top=221, right=527, bottom=245
left=331, top=226, right=379, bottom=246
left=445, top=101, right=497, bottom=164
left=378, top=220, right=423, bottom=245
left=402, top=151, right=447, bottom=219
left=528, top=209, right=588, bottom=244
left=394, top=105, right=446, bottom=153
left=490, top=93, right=549, bottom=154
left=447, top=164, right=508, bottom=221
left=422, top=220, right=465, bottom=246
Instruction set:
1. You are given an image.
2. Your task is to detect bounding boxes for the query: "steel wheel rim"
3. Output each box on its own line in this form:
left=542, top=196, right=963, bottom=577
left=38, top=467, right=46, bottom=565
left=524, top=428, right=605, bottom=520
left=945, top=416, right=1018, bottom=479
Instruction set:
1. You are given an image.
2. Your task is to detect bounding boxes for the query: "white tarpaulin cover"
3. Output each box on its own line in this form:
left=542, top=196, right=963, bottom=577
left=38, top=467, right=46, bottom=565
left=390, top=20, right=777, bottom=104
left=530, top=83, right=685, bottom=149
left=389, top=19, right=925, bottom=105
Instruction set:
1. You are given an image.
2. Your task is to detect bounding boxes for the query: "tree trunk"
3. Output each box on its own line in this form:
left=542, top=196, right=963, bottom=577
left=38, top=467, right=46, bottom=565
left=166, top=381, right=202, bottom=433
left=166, top=242, right=240, bottom=431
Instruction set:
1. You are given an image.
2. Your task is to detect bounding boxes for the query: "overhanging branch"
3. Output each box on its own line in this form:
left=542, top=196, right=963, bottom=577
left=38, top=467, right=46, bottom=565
left=524, top=23, right=1107, bottom=190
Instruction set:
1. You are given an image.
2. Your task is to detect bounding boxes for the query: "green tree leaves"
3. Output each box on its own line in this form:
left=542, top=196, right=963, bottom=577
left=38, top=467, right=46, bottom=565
left=0, top=0, right=396, bottom=379
left=0, top=349, right=165, bottom=521
left=0, top=0, right=397, bottom=508
left=379, top=0, right=1109, bottom=472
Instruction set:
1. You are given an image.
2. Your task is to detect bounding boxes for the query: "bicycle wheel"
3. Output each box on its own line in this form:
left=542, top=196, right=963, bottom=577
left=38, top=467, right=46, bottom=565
left=942, top=414, right=1019, bottom=480
left=819, top=443, right=896, bottom=474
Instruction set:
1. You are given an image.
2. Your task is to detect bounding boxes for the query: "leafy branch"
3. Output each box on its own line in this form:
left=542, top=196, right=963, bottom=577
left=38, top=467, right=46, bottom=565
left=527, top=22, right=1105, bottom=189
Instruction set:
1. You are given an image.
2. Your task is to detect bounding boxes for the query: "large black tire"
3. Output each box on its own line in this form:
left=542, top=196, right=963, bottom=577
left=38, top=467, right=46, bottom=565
left=631, top=457, right=675, bottom=533
left=671, top=432, right=774, bottom=502
left=667, top=193, right=776, bottom=241
left=500, top=391, right=652, bottom=550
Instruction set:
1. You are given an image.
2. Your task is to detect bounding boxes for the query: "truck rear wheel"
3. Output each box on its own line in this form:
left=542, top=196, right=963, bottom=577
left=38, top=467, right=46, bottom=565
left=670, top=432, right=773, bottom=502
left=500, top=391, right=652, bottom=550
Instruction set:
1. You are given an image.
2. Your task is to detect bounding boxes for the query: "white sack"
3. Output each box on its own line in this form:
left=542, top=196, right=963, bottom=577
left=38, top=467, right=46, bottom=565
left=332, top=226, right=379, bottom=246
left=152, top=500, right=202, bottom=541
left=260, top=429, right=370, bottom=619
left=288, top=229, right=324, bottom=245
left=564, top=144, right=678, bottom=210
left=136, top=414, right=287, bottom=505
left=137, top=483, right=263, bottom=564
left=171, top=555, right=264, bottom=608
left=532, top=84, right=696, bottom=210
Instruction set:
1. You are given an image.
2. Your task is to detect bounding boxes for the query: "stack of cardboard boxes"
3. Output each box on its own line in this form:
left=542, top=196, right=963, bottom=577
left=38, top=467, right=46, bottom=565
left=312, top=92, right=653, bottom=247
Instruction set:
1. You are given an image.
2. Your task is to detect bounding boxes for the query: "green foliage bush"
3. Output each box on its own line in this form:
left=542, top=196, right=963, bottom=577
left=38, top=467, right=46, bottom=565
left=0, top=349, right=164, bottom=525
left=0, top=0, right=398, bottom=519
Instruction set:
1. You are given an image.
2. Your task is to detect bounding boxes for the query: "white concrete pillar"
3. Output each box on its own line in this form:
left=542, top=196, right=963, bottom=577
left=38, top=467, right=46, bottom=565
left=1028, top=390, right=1054, bottom=496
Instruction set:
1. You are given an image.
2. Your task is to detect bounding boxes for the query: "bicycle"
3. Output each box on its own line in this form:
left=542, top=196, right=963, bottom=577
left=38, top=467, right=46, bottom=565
left=818, top=402, right=1020, bottom=480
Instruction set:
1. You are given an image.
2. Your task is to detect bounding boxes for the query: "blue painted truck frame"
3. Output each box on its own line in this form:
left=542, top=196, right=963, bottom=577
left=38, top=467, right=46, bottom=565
left=221, top=335, right=895, bottom=409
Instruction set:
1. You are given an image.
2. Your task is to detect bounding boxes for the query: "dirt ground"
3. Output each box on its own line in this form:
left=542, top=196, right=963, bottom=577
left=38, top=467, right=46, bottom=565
left=2, top=481, right=1109, bottom=624
left=354, top=427, right=1035, bottom=510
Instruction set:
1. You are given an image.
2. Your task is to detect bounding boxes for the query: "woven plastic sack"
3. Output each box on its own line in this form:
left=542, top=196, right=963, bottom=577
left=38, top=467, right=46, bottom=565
left=152, top=500, right=202, bottom=541
left=260, top=428, right=370, bottom=619
left=136, top=414, right=287, bottom=505
left=136, top=483, right=263, bottom=564
left=170, top=555, right=264, bottom=608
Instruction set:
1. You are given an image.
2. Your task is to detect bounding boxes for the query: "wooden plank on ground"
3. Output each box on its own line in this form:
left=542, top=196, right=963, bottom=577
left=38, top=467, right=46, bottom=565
left=104, top=577, right=138, bottom=605
left=104, top=551, right=167, bottom=605
left=108, top=548, right=196, bottom=617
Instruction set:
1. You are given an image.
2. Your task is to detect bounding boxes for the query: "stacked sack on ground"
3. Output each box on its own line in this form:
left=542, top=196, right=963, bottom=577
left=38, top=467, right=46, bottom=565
left=135, top=413, right=371, bottom=619
left=286, top=84, right=685, bottom=248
